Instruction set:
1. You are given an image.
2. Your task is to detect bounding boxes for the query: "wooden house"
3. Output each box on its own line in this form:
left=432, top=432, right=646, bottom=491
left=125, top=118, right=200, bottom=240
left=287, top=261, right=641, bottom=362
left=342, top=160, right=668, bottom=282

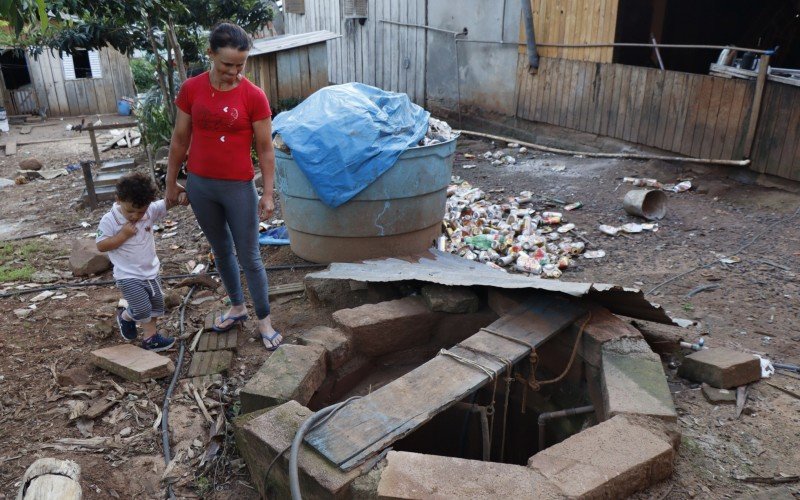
left=245, top=30, right=340, bottom=113
left=280, top=0, right=800, bottom=182
left=0, top=46, right=136, bottom=118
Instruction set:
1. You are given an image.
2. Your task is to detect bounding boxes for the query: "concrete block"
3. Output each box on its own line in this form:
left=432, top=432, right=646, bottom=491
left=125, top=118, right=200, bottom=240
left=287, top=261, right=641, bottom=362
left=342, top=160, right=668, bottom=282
left=702, top=383, right=737, bottom=404
left=581, top=306, right=644, bottom=368
left=601, top=342, right=677, bottom=422
left=70, top=239, right=112, bottom=276
left=240, top=344, right=327, bottom=414
left=90, top=344, right=174, bottom=382
left=678, top=347, right=761, bottom=389
left=305, top=276, right=400, bottom=310
left=527, top=415, right=674, bottom=499
left=378, top=451, right=565, bottom=499
left=297, top=326, right=354, bottom=371
left=333, top=297, right=441, bottom=357
left=430, top=308, right=498, bottom=348
left=421, top=285, right=479, bottom=313
left=233, top=400, right=361, bottom=499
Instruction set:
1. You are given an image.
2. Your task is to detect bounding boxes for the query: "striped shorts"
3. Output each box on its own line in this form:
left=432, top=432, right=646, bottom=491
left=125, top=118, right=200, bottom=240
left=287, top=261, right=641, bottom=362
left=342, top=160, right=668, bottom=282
left=117, top=277, right=164, bottom=323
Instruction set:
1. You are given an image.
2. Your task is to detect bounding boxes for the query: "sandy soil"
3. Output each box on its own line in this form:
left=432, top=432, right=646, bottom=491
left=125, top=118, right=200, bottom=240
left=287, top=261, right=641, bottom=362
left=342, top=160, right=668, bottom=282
left=0, top=117, right=799, bottom=499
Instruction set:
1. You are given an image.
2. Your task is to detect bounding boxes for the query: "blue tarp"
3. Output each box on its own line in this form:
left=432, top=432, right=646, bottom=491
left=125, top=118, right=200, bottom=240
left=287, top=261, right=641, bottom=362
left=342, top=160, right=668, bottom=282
left=272, top=83, right=430, bottom=208
left=258, top=226, right=290, bottom=246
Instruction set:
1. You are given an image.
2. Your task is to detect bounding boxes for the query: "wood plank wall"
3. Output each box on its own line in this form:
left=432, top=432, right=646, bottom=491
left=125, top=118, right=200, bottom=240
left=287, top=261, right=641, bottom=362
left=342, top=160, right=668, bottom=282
left=283, top=0, right=426, bottom=104
left=516, top=56, right=755, bottom=161
left=246, top=44, right=329, bottom=109
left=520, top=0, right=619, bottom=63
left=23, top=46, right=135, bottom=117
left=750, top=82, right=800, bottom=181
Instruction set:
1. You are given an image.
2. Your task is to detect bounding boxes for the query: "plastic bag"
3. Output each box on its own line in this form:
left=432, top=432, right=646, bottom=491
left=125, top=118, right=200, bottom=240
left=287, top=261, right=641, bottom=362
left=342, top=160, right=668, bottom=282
left=272, top=83, right=431, bottom=208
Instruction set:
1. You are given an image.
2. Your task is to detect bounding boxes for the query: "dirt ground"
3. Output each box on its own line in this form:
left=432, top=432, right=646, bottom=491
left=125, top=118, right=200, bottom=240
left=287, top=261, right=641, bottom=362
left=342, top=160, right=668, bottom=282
left=1, top=117, right=799, bottom=499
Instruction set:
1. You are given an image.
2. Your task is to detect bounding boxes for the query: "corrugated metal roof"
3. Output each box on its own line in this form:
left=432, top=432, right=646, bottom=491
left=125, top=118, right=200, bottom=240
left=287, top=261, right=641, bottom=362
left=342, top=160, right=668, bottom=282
left=249, top=30, right=341, bottom=56
left=308, top=249, right=679, bottom=325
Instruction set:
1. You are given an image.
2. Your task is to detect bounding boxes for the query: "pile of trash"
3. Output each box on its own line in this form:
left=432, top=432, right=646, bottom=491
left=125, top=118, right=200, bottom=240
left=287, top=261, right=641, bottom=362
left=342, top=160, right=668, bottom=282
left=623, top=176, right=692, bottom=193
left=421, top=117, right=458, bottom=146
left=441, top=181, right=594, bottom=279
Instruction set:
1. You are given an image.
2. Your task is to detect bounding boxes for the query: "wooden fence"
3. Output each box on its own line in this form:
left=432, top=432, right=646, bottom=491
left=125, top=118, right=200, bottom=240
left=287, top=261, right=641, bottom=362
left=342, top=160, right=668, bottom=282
left=246, top=43, right=329, bottom=110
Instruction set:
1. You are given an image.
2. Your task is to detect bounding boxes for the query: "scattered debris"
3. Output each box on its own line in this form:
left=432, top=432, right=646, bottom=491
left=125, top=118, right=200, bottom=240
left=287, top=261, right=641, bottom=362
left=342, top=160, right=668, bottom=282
left=701, top=383, right=737, bottom=404
left=422, top=117, right=457, bottom=146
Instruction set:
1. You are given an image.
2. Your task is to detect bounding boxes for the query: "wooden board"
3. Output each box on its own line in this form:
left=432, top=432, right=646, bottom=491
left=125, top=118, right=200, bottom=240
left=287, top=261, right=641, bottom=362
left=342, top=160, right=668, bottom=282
left=186, top=350, right=233, bottom=378
left=197, top=330, right=239, bottom=352
left=304, top=293, right=585, bottom=471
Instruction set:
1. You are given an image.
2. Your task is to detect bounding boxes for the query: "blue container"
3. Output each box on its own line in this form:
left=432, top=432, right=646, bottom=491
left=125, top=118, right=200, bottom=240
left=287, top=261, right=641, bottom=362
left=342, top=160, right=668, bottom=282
left=117, top=99, right=132, bottom=116
left=275, top=137, right=457, bottom=263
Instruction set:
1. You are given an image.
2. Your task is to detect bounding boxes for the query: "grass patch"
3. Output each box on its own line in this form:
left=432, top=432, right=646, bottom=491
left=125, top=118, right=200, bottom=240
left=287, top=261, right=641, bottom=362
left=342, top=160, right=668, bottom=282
left=0, top=240, right=64, bottom=282
left=0, top=264, right=34, bottom=282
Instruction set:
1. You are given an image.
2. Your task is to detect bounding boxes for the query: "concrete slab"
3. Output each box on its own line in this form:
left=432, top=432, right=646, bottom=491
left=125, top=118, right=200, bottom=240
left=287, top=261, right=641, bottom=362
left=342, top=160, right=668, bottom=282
left=377, top=451, right=565, bottom=499
left=678, top=347, right=761, bottom=388
left=528, top=415, right=674, bottom=499
left=240, top=344, right=327, bottom=414
left=90, top=344, right=174, bottom=382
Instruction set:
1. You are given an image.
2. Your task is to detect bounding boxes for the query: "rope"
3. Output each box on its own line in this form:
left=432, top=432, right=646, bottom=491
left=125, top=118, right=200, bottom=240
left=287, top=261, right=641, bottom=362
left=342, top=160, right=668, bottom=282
left=438, top=348, right=497, bottom=380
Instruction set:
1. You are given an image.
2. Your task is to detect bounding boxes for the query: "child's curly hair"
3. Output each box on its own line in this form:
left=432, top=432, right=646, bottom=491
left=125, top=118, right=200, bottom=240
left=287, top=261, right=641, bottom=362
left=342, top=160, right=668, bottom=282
left=116, top=172, right=158, bottom=208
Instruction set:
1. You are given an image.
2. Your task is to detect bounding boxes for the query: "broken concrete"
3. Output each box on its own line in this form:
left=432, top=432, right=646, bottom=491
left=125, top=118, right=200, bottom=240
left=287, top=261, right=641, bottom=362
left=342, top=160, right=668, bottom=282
left=600, top=339, right=677, bottom=422
left=233, top=400, right=361, bottom=499
left=70, top=239, right=112, bottom=276
left=240, top=344, right=327, bottom=414
left=332, top=297, right=441, bottom=357
left=528, top=415, right=674, bottom=498
left=90, top=344, right=174, bottom=382
left=420, top=284, right=479, bottom=313
left=702, top=383, right=737, bottom=404
left=678, top=347, right=761, bottom=388
left=377, top=451, right=565, bottom=499
left=297, top=326, right=353, bottom=371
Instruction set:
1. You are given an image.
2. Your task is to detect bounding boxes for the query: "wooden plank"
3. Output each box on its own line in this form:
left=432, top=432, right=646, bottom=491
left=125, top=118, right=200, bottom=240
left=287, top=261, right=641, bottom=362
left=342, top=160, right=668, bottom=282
left=533, top=58, right=547, bottom=122
left=719, top=79, right=747, bottom=159
left=636, top=68, right=656, bottom=144
left=763, top=84, right=794, bottom=176
left=606, top=64, right=622, bottom=137
left=564, top=59, right=580, bottom=130
left=676, top=73, right=700, bottom=156
left=743, top=54, right=771, bottom=158
left=709, top=78, right=734, bottom=158
left=776, top=88, right=800, bottom=179
left=749, top=83, right=779, bottom=173
left=46, top=51, right=68, bottom=116
left=557, top=57, right=570, bottom=127
left=645, top=70, right=666, bottom=147
left=305, top=293, right=586, bottom=471
left=598, top=63, right=614, bottom=135
left=84, top=396, right=117, bottom=419
left=275, top=53, right=293, bottom=102
left=688, top=76, right=714, bottom=158
left=661, top=71, right=683, bottom=151
left=25, top=52, right=48, bottom=115
left=699, top=77, right=725, bottom=158
left=615, top=65, right=633, bottom=140
left=36, top=52, right=59, bottom=116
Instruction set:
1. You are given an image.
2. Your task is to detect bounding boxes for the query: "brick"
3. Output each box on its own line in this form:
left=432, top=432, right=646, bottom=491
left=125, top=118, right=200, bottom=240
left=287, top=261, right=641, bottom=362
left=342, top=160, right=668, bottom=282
left=232, top=400, right=360, bottom=499
left=240, top=344, right=327, bottom=414
left=678, top=347, right=761, bottom=389
left=527, top=415, right=674, bottom=499
left=581, top=306, right=644, bottom=368
left=90, top=344, right=174, bottom=382
left=702, top=383, right=737, bottom=404
left=297, top=326, right=354, bottom=370
left=420, top=285, right=480, bottom=313
left=333, top=297, right=441, bottom=357
left=601, top=340, right=677, bottom=422
left=430, top=308, right=499, bottom=348
left=378, top=451, right=565, bottom=499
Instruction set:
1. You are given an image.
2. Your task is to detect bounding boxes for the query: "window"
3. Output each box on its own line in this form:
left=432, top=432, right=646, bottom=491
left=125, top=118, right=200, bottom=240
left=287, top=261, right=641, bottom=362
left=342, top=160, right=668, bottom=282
left=342, top=0, right=367, bottom=19
left=284, top=0, right=305, bottom=15
left=62, top=49, right=103, bottom=80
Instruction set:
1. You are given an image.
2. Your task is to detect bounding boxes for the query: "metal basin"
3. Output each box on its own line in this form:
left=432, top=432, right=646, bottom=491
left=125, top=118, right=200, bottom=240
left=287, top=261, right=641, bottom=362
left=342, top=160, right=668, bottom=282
left=275, top=138, right=457, bottom=263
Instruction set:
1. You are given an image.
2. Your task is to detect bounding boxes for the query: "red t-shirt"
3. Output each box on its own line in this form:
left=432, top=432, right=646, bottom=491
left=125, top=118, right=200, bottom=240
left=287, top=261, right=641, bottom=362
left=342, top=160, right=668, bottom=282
left=175, top=72, right=271, bottom=181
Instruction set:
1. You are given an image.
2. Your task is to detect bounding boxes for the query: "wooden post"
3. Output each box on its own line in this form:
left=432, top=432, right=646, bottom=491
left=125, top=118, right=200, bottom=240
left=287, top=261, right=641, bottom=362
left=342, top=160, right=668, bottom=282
left=89, top=127, right=102, bottom=166
left=743, top=53, right=770, bottom=158
left=81, top=160, right=98, bottom=209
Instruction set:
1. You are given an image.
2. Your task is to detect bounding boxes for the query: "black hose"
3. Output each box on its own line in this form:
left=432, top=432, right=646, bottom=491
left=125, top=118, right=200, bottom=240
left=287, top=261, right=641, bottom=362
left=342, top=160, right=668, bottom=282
left=521, top=0, right=539, bottom=71
left=0, top=263, right=326, bottom=298
left=0, top=225, right=87, bottom=243
left=162, top=284, right=195, bottom=500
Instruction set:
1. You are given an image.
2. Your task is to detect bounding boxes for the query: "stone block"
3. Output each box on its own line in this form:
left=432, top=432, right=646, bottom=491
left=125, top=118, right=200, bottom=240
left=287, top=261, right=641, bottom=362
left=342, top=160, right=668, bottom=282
left=581, top=306, right=644, bottom=368
left=233, top=400, right=360, bottom=499
left=487, top=288, right=529, bottom=316
left=678, top=347, right=761, bottom=389
left=305, top=276, right=401, bottom=310
left=70, top=239, right=112, bottom=276
left=297, top=326, right=354, bottom=370
left=90, top=344, right=174, bottom=382
left=378, top=451, right=565, bottom=499
left=240, top=344, right=327, bottom=414
left=601, top=341, right=677, bottom=422
left=331, top=354, right=376, bottom=402
left=333, top=297, right=441, bottom=357
left=702, top=383, right=737, bottom=404
left=420, top=285, right=480, bottom=313
left=527, top=415, right=674, bottom=499
left=56, top=365, right=96, bottom=387
left=430, top=308, right=498, bottom=348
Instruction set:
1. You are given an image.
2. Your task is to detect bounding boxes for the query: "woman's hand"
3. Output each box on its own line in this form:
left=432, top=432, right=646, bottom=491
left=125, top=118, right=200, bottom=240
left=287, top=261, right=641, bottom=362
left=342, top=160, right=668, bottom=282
left=166, top=182, right=186, bottom=206
left=258, top=195, right=274, bottom=222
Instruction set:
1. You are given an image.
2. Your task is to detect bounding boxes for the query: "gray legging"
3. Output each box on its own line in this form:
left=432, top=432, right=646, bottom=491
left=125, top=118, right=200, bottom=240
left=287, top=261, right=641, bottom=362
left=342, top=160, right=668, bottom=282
left=186, top=173, right=270, bottom=319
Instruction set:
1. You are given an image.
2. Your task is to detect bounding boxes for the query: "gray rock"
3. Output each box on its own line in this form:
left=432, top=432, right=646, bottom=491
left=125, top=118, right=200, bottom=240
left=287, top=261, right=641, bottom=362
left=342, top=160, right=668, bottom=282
left=31, top=270, right=60, bottom=283
left=0, top=178, right=15, bottom=189
left=69, top=239, right=112, bottom=276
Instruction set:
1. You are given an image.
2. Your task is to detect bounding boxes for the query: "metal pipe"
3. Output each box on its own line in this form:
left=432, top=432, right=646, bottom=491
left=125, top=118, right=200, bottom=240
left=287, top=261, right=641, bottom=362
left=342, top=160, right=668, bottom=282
left=651, top=34, right=664, bottom=71
left=379, top=19, right=461, bottom=36
left=520, top=0, right=539, bottom=71
left=534, top=42, right=776, bottom=55
left=538, top=405, right=595, bottom=451
left=454, top=402, right=491, bottom=461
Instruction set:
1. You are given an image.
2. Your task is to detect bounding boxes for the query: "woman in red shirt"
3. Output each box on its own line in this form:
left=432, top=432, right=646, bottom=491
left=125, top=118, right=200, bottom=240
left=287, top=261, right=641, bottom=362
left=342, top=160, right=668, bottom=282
left=165, top=22, right=282, bottom=350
